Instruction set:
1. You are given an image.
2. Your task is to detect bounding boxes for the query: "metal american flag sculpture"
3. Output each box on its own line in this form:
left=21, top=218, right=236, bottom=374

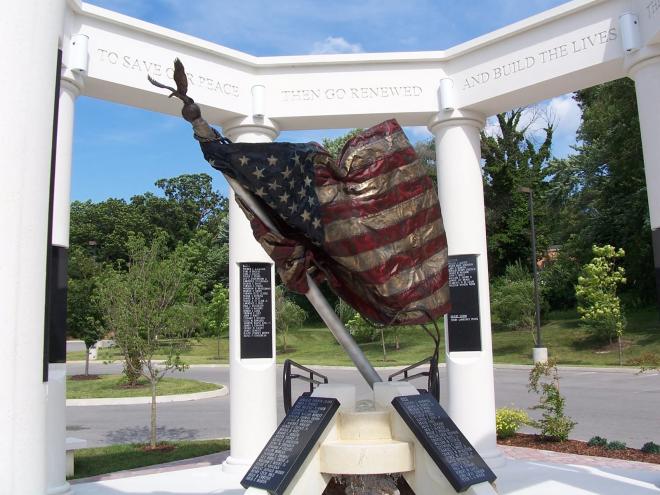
left=148, top=59, right=450, bottom=328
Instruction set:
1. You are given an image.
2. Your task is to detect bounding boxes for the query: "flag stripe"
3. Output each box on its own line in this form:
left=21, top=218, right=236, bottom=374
left=323, top=187, right=438, bottom=243
left=332, top=221, right=446, bottom=273
left=325, top=204, right=441, bottom=257
left=315, top=146, right=416, bottom=187
left=368, top=248, right=448, bottom=298
left=316, top=160, right=425, bottom=206
left=355, top=235, right=447, bottom=285
left=321, top=175, right=431, bottom=222
left=377, top=267, right=449, bottom=310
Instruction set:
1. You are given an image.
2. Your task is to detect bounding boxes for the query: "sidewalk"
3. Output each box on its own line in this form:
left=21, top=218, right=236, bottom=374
left=70, top=446, right=660, bottom=494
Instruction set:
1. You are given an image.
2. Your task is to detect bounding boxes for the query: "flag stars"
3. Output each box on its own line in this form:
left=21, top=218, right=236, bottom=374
left=301, top=210, right=311, bottom=222
left=304, top=176, right=313, bottom=187
left=281, top=166, right=292, bottom=179
left=255, top=187, right=267, bottom=198
left=307, top=196, right=315, bottom=206
left=298, top=186, right=307, bottom=198
left=252, top=167, right=265, bottom=180
left=268, top=179, right=281, bottom=191
left=288, top=202, right=298, bottom=213
left=291, top=153, right=301, bottom=166
left=312, top=217, right=321, bottom=229
left=267, top=155, right=278, bottom=166
left=238, top=155, right=249, bottom=167
left=288, top=179, right=296, bottom=190
left=279, top=191, right=290, bottom=204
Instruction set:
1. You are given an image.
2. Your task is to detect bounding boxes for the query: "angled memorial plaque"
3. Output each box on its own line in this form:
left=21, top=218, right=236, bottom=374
left=241, top=395, right=339, bottom=495
left=392, top=393, right=496, bottom=493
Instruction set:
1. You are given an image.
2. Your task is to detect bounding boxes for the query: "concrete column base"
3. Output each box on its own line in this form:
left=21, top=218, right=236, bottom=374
left=532, top=347, right=548, bottom=364
left=47, top=481, right=72, bottom=495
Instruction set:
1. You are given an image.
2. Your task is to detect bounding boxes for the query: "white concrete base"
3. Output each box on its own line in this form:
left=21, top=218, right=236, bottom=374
left=533, top=347, right=548, bottom=364
left=70, top=458, right=660, bottom=495
left=66, top=437, right=87, bottom=478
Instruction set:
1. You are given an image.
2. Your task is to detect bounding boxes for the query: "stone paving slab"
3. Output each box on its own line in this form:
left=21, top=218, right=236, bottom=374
left=499, top=445, right=660, bottom=472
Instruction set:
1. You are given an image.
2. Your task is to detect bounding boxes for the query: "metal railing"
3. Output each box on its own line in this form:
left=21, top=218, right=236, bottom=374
left=282, top=359, right=329, bottom=413
left=388, top=355, right=440, bottom=401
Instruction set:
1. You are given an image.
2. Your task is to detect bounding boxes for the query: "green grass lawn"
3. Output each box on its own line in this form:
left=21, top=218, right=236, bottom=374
left=67, top=375, right=219, bottom=399
left=66, top=308, right=660, bottom=368
left=70, top=439, right=230, bottom=480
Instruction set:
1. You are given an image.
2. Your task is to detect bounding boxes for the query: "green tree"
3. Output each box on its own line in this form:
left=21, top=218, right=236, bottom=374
left=576, top=245, right=626, bottom=363
left=275, top=286, right=307, bottom=353
left=205, top=283, right=229, bottom=358
left=481, top=109, right=554, bottom=276
left=155, top=173, right=224, bottom=229
left=67, top=246, right=106, bottom=376
left=322, top=129, right=364, bottom=159
left=546, top=80, right=652, bottom=303
left=98, top=233, right=201, bottom=448
left=491, top=262, right=547, bottom=343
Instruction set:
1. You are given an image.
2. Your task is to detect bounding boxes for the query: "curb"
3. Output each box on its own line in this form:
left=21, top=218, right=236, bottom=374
left=67, top=385, right=228, bottom=407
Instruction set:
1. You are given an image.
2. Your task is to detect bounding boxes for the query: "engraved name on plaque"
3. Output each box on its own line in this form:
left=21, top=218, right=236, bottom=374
left=447, top=254, right=482, bottom=352
left=392, top=394, right=496, bottom=492
left=240, top=262, right=273, bottom=359
left=241, top=395, right=340, bottom=495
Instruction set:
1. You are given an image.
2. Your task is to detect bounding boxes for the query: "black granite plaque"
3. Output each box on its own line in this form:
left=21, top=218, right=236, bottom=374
left=240, top=262, right=273, bottom=359
left=447, top=254, right=481, bottom=352
left=392, top=394, right=496, bottom=492
left=241, top=395, right=339, bottom=495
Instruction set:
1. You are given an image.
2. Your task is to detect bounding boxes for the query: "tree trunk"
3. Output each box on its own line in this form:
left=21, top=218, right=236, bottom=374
left=85, top=347, right=90, bottom=376
left=217, top=330, right=221, bottom=359
left=283, top=329, right=287, bottom=353
left=395, top=333, right=400, bottom=351
left=618, top=335, right=623, bottom=366
left=380, top=328, right=387, bottom=362
left=150, top=379, right=158, bottom=448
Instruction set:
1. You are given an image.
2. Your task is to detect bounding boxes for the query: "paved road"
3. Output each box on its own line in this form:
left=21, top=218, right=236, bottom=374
left=66, top=362, right=659, bottom=448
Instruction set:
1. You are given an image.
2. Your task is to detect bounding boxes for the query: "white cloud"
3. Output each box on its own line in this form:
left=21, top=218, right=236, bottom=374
left=310, top=37, right=363, bottom=55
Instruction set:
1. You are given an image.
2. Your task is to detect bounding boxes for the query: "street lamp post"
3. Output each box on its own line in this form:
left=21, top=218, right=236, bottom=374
left=519, top=186, right=547, bottom=363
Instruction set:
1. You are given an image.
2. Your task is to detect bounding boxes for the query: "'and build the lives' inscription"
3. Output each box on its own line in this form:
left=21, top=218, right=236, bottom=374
left=241, top=395, right=339, bottom=495
left=240, top=262, right=273, bottom=359
left=447, top=255, right=481, bottom=352
left=392, top=394, right=496, bottom=492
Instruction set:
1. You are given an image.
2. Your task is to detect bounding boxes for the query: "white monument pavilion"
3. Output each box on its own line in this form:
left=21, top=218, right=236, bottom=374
left=2, top=0, right=660, bottom=493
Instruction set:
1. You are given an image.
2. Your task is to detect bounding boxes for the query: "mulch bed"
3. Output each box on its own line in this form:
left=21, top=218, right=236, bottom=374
left=69, top=374, right=100, bottom=381
left=498, top=433, right=660, bottom=464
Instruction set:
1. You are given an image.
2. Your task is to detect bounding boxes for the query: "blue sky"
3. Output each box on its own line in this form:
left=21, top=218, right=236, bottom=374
left=73, top=0, right=580, bottom=202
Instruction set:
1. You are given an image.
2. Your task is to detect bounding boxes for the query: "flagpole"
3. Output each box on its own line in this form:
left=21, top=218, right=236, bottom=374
left=226, top=177, right=383, bottom=388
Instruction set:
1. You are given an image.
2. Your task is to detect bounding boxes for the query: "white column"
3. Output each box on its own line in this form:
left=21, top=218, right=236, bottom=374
left=0, top=1, right=66, bottom=494
left=628, top=51, right=660, bottom=307
left=47, top=72, right=83, bottom=495
left=429, top=110, right=504, bottom=468
left=221, top=118, right=280, bottom=474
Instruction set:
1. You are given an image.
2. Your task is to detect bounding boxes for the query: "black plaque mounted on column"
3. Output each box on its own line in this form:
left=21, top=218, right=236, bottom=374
left=241, top=395, right=340, bottom=495
left=392, top=394, right=496, bottom=492
left=447, top=254, right=481, bottom=352
left=240, top=262, right=273, bottom=359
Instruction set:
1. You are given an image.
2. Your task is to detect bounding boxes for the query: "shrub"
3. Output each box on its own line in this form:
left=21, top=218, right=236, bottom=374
left=587, top=436, right=608, bottom=447
left=540, top=252, right=580, bottom=310
left=641, top=442, right=660, bottom=454
left=606, top=440, right=627, bottom=451
left=491, top=262, right=548, bottom=341
left=496, top=408, right=529, bottom=439
left=346, top=313, right=377, bottom=343
left=527, top=358, right=576, bottom=442
left=576, top=245, right=626, bottom=344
